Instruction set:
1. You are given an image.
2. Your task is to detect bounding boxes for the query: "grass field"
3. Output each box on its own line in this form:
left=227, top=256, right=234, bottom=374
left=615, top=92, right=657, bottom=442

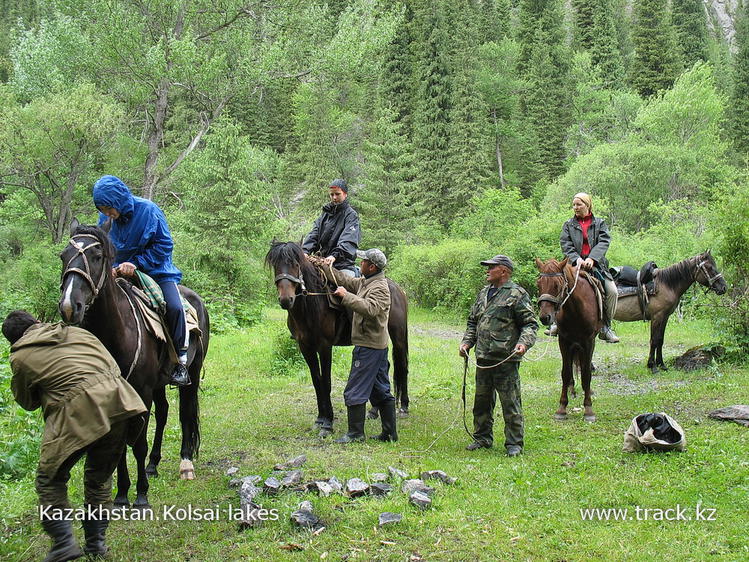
left=1, top=307, right=748, bottom=561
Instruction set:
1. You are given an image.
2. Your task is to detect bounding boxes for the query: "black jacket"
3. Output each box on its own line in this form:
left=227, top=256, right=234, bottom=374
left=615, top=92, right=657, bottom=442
left=302, top=199, right=360, bottom=270
left=560, top=215, right=613, bottom=280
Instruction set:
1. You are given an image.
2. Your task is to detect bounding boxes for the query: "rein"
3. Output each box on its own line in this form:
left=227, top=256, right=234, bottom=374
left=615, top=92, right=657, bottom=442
left=273, top=258, right=340, bottom=297
left=537, top=264, right=581, bottom=311
left=696, top=259, right=724, bottom=291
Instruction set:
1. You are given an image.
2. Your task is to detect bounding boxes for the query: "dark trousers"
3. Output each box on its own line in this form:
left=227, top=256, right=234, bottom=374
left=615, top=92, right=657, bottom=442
left=36, top=421, right=128, bottom=513
left=472, top=361, right=524, bottom=450
left=160, top=281, right=187, bottom=356
left=343, top=346, right=394, bottom=407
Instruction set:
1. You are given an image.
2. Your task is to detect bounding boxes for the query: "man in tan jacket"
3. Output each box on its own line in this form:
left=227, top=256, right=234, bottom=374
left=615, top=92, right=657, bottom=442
left=325, top=249, right=397, bottom=443
left=3, top=310, right=146, bottom=562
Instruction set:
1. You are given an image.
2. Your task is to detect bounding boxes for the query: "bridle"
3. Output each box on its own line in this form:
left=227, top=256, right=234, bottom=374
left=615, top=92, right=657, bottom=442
left=537, top=264, right=581, bottom=311
left=695, top=258, right=724, bottom=291
left=274, top=265, right=333, bottom=297
left=61, top=234, right=108, bottom=299
left=274, top=270, right=308, bottom=296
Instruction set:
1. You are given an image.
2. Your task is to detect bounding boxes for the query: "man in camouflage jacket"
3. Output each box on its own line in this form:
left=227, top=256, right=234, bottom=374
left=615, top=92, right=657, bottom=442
left=459, top=255, right=537, bottom=456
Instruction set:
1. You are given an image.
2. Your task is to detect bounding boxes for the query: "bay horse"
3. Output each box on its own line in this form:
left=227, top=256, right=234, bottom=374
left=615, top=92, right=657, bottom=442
left=265, top=241, right=409, bottom=436
left=614, top=250, right=726, bottom=372
left=59, top=219, right=210, bottom=508
left=536, top=257, right=599, bottom=422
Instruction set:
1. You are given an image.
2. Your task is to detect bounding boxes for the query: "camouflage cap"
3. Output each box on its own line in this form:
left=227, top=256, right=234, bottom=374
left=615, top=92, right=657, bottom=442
left=480, top=254, right=514, bottom=270
left=356, top=248, right=387, bottom=269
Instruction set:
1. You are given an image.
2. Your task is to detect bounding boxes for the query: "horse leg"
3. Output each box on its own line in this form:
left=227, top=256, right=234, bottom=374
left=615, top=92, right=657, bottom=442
left=555, top=342, right=572, bottom=420
left=317, top=345, right=335, bottom=437
left=113, top=448, right=131, bottom=508
left=299, top=345, right=333, bottom=437
left=581, top=343, right=596, bottom=422
left=178, top=367, right=201, bottom=480
left=131, top=428, right=151, bottom=509
left=146, top=386, right=168, bottom=478
left=654, top=315, right=669, bottom=371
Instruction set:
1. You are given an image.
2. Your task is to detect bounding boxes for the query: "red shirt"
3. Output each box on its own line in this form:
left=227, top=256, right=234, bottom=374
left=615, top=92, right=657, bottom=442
left=577, top=214, right=593, bottom=258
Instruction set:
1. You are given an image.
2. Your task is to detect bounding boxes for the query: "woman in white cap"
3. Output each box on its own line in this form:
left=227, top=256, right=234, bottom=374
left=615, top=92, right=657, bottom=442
left=558, top=192, right=619, bottom=343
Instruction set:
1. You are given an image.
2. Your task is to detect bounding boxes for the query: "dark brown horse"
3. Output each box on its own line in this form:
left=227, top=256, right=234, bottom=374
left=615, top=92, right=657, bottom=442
left=265, top=241, right=409, bottom=436
left=536, top=257, right=599, bottom=422
left=614, top=250, right=726, bottom=372
left=59, top=220, right=209, bottom=508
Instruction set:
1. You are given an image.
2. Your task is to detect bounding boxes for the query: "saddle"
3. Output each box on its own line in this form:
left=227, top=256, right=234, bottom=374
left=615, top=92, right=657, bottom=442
left=610, top=261, right=658, bottom=320
left=116, top=273, right=202, bottom=364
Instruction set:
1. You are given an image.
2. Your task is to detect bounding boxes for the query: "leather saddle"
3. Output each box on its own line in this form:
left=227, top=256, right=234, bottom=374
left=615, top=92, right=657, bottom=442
left=610, top=261, right=658, bottom=319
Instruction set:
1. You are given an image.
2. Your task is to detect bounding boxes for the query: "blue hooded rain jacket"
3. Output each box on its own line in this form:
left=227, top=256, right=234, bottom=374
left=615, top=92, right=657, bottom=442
left=92, top=175, right=182, bottom=284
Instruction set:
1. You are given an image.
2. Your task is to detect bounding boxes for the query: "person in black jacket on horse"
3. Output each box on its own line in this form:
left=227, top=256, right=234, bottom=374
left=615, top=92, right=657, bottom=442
left=302, top=179, right=361, bottom=277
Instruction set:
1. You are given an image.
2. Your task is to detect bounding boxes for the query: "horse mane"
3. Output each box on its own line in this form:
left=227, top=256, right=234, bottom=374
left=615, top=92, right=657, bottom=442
left=656, top=254, right=700, bottom=288
left=536, top=258, right=567, bottom=274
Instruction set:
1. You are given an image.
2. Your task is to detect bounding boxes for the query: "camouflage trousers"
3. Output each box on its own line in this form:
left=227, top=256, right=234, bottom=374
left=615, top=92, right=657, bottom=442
left=472, top=361, right=524, bottom=450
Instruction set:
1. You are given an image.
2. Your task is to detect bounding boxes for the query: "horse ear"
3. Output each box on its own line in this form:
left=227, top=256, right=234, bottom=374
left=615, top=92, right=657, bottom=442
left=534, top=257, right=543, bottom=269
left=560, top=257, right=569, bottom=268
left=69, top=217, right=80, bottom=235
left=101, top=218, right=112, bottom=234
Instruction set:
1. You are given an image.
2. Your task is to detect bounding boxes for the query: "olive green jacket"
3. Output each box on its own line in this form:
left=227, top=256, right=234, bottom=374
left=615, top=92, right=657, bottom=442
left=10, top=323, right=146, bottom=477
left=461, top=282, right=538, bottom=363
left=325, top=268, right=390, bottom=349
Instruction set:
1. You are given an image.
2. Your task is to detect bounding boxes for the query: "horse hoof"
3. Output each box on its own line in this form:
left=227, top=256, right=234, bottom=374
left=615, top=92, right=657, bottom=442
left=179, top=459, right=196, bottom=480
left=132, top=501, right=151, bottom=511
left=366, top=408, right=379, bottom=420
left=584, top=415, right=596, bottom=423
left=397, top=408, right=409, bottom=418
left=318, top=428, right=333, bottom=438
left=113, top=497, right=130, bottom=508
left=554, top=413, right=568, bottom=421
left=313, top=418, right=325, bottom=428
left=145, top=464, right=159, bottom=478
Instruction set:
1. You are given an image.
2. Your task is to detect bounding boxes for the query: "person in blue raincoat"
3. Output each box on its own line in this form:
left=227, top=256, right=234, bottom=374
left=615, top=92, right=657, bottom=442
left=92, top=175, right=190, bottom=386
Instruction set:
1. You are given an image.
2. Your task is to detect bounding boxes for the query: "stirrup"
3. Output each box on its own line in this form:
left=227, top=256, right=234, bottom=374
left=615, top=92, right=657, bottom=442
left=169, top=364, right=191, bottom=386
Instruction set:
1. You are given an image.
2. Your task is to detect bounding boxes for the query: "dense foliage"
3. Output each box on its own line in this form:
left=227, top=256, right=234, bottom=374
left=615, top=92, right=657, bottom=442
left=0, top=0, right=746, bottom=354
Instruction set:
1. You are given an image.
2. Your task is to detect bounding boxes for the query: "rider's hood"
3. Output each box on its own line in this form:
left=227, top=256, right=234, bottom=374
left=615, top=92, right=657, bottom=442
left=92, top=175, right=135, bottom=222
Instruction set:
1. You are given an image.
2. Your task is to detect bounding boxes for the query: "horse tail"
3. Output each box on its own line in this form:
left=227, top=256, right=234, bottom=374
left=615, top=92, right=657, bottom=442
left=388, top=280, right=409, bottom=412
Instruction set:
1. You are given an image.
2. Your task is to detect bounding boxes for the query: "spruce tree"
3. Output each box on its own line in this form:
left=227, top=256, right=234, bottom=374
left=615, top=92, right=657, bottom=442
left=631, top=0, right=682, bottom=97
left=446, top=0, right=493, bottom=208
left=732, top=1, right=749, bottom=160
left=409, top=0, right=453, bottom=227
left=590, top=0, right=625, bottom=88
left=572, top=0, right=596, bottom=50
left=672, top=0, right=709, bottom=67
left=517, top=0, right=572, bottom=187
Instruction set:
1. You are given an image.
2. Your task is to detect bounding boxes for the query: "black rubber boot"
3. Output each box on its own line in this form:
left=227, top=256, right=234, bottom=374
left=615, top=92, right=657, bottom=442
left=334, top=404, right=366, bottom=443
left=169, top=363, right=190, bottom=386
left=82, top=516, right=109, bottom=558
left=41, top=519, right=83, bottom=562
left=370, top=401, right=398, bottom=442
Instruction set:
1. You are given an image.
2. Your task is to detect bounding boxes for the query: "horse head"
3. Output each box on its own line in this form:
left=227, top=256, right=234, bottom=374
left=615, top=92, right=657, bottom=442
left=694, top=250, right=727, bottom=295
left=59, top=218, right=115, bottom=325
left=265, top=241, right=308, bottom=310
left=535, top=257, right=569, bottom=327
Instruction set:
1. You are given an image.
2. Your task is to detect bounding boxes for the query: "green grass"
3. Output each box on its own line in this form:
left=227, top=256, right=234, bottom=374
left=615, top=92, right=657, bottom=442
left=1, top=309, right=748, bottom=561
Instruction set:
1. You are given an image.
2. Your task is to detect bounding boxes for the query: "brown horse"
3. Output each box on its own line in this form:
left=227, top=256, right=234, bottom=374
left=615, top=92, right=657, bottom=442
left=614, top=251, right=726, bottom=373
left=536, top=258, right=600, bottom=422
left=265, top=241, right=409, bottom=436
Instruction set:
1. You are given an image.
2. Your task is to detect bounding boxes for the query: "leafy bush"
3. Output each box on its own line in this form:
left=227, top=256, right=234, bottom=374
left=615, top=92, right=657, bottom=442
left=268, top=326, right=307, bottom=377
left=0, top=347, right=42, bottom=480
left=0, top=242, right=61, bottom=322
left=388, top=239, right=491, bottom=311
